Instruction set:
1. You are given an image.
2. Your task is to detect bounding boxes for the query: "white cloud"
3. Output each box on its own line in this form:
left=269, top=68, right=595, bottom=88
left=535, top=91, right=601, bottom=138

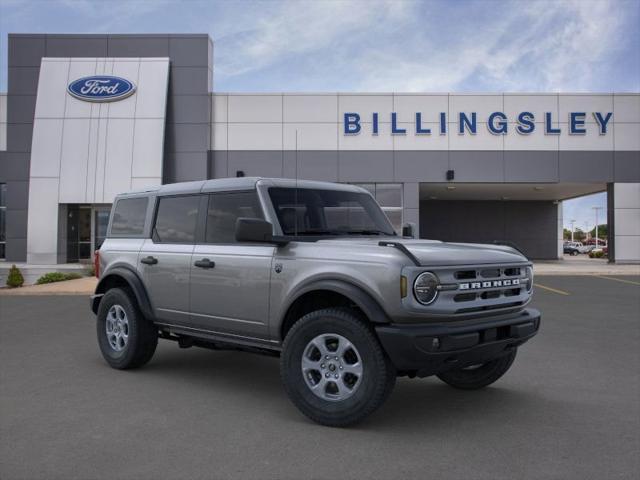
left=214, top=0, right=635, bottom=92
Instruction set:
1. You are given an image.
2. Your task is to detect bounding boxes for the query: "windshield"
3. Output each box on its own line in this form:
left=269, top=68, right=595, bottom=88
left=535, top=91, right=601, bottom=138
left=268, top=187, right=396, bottom=236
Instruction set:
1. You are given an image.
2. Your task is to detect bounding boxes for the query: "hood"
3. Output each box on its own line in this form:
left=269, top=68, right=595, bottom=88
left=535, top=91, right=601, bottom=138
left=315, top=237, right=528, bottom=266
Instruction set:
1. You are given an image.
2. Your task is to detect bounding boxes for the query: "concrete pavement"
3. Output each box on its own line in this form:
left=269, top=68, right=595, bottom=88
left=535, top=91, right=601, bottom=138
left=1, top=275, right=638, bottom=479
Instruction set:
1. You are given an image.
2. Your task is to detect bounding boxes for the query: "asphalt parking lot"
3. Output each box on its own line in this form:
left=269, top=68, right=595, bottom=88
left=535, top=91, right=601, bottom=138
left=1, top=275, right=639, bottom=480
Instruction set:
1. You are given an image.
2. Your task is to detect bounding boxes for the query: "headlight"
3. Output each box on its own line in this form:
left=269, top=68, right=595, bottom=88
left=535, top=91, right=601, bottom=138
left=525, top=266, right=534, bottom=293
left=414, top=272, right=439, bottom=305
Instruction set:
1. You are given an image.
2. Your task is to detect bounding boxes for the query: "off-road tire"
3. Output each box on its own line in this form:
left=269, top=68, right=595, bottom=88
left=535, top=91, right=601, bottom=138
left=281, top=307, right=396, bottom=427
left=436, top=348, right=517, bottom=390
left=96, top=287, right=158, bottom=369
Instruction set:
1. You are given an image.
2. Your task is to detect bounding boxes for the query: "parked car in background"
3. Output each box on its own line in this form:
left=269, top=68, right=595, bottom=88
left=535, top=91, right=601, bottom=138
left=564, top=241, right=590, bottom=255
left=563, top=244, right=581, bottom=256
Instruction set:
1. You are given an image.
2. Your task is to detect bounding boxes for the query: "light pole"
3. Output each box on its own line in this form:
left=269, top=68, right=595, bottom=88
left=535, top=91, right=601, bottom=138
left=570, top=219, right=576, bottom=242
left=592, top=206, right=603, bottom=248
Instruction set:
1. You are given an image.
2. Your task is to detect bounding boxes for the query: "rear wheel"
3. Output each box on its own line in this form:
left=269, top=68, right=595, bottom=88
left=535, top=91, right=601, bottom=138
left=96, top=288, right=158, bottom=369
left=436, top=349, right=517, bottom=390
left=281, top=308, right=396, bottom=427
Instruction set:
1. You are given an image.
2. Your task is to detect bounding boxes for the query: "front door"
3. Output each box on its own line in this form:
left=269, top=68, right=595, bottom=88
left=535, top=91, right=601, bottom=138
left=189, top=191, right=274, bottom=340
left=140, top=194, right=201, bottom=325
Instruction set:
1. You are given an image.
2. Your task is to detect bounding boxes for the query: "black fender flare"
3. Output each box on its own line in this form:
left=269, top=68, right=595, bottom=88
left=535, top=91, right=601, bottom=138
left=92, top=265, right=155, bottom=320
left=283, top=279, right=391, bottom=326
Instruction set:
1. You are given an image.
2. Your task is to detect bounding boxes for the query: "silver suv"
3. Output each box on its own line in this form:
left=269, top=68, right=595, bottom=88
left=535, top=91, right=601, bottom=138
left=91, top=178, right=540, bottom=427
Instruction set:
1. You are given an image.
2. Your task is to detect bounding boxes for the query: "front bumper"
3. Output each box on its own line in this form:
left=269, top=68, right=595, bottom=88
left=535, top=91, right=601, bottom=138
left=375, top=308, right=540, bottom=377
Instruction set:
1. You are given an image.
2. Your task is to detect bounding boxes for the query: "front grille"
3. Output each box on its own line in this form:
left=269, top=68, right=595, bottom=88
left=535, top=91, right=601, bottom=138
left=415, top=263, right=531, bottom=316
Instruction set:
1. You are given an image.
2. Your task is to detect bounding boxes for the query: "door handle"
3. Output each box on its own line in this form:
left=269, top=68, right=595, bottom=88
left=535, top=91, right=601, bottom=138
left=194, top=258, right=215, bottom=269
left=140, top=256, right=158, bottom=265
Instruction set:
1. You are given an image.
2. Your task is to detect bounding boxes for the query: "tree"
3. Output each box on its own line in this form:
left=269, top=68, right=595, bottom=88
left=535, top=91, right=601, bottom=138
left=589, top=224, right=607, bottom=239
left=563, top=228, right=572, bottom=240
left=573, top=227, right=586, bottom=242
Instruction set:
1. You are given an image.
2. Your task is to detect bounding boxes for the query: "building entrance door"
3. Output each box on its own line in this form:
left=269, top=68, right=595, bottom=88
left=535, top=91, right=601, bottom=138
left=67, top=206, right=92, bottom=263
left=66, top=205, right=111, bottom=263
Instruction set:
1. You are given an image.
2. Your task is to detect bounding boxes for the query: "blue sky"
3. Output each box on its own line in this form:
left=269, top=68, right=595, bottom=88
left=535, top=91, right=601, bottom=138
left=1, top=0, right=638, bottom=228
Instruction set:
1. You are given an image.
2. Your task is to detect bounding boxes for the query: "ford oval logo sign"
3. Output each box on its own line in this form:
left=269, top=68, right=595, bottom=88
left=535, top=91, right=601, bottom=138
left=67, top=76, right=136, bottom=102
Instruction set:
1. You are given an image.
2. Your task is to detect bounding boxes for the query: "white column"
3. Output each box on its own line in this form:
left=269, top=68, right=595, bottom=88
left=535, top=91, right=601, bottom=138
left=613, top=183, right=640, bottom=263
left=403, top=182, right=420, bottom=238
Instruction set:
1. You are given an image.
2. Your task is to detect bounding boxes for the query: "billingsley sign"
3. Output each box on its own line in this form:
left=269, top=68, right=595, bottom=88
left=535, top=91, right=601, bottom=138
left=344, top=111, right=613, bottom=136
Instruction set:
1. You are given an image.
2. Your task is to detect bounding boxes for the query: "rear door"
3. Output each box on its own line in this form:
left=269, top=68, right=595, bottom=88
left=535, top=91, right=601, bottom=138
left=140, top=194, right=203, bottom=325
left=189, top=191, right=274, bottom=340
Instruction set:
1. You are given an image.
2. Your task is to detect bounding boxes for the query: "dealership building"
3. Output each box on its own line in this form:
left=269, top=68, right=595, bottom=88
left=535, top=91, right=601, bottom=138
left=0, top=33, right=638, bottom=269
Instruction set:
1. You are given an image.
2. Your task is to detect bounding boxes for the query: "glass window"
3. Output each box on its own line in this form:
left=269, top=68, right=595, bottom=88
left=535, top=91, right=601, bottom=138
left=205, top=191, right=263, bottom=243
left=110, top=197, right=148, bottom=236
left=153, top=195, right=200, bottom=244
left=351, top=183, right=403, bottom=233
left=268, top=187, right=395, bottom=236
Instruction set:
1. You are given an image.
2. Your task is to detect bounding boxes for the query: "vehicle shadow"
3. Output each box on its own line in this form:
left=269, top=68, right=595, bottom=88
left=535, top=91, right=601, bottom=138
left=131, top=345, right=555, bottom=433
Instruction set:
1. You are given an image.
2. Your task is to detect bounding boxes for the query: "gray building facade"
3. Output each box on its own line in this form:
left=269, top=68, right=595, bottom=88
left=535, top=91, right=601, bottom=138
left=0, top=33, right=638, bottom=265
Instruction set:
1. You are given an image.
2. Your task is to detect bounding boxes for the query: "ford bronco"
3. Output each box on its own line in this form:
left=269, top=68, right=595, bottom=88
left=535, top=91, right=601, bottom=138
left=91, top=178, right=540, bottom=427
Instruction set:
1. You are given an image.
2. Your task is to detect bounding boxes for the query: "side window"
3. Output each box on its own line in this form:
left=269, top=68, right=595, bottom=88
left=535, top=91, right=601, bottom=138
left=205, top=191, right=263, bottom=243
left=110, top=197, right=148, bottom=236
left=153, top=195, right=200, bottom=244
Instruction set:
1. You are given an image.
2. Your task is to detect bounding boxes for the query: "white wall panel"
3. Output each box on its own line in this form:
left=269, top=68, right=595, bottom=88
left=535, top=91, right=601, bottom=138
left=212, top=94, right=228, bottom=123
left=559, top=95, right=613, bottom=123
left=85, top=118, right=100, bottom=201
left=394, top=123, right=448, bottom=150
left=228, top=95, right=282, bottom=123
left=449, top=124, right=503, bottom=150
left=102, top=119, right=135, bottom=201
left=0, top=94, right=7, bottom=122
left=450, top=94, right=502, bottom=120
left=35, top=59, right=70, bottom=118
left=338, top=122, right=393, bottom=150
left=559, top=123, right=614, bottom=150
left=30, top=119, right=64, bottom=177
left=614, top=183, right=640, bottom=208
left=613, top=94, right=640, bottom=123
left=338, top=95, right=393, bottom=123
left=504, top=128, right=559, bottom=150
left=26, top=177, right=60, bottom=264
left=615, top=209, right=640, bottom=236
left=0, top=122, right=6, bottom=151
left=393, top=95, right=448, bottom=124
left=136, top=60, right=170, bottom=118
left=131, top=177, right=161, bottom=191
left=65, top=60, right=96, bottom=118
left=615, top=236, right=640, bottom=262
left=211, top=123, right=228, bottom=150
left=107, top=60, right=140, bottom=118
left=93, top=115, right=109, bottom=201
left=59, top=119, right=91, bottom=203
left=504, top=94, right=558, bottom=122
left=283, top=123, right=338, bottom=150
left=132, top=119, right=164, bottom=178
left=228, top=123, right=282, bottom=150
left=614, top=123, right=640, bottom=150
left=283, top=94, right=337, bottom=123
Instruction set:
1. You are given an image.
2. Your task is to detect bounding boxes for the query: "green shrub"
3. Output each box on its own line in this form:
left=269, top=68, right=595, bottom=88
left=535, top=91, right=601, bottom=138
left=36, top=272, right=83, bottom=285
left=589, top=250, right=605, bottom=259
left=6, top=265, right=25, bottom=288
left=85, top=264, right=96, bottom=277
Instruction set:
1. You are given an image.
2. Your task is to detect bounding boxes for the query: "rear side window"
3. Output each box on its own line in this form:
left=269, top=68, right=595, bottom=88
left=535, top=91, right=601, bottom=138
left=154, top=195, right=200, bottom=244
left=205, top=191, right=263, bottom=243
left=110, top=197, right=148, bottom=236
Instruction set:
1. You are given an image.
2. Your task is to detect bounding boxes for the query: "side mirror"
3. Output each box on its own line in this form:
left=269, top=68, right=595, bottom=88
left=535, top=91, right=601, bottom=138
left=235, top=218, right=288, bottom=245
left=402, top=222, right=416, bottom=239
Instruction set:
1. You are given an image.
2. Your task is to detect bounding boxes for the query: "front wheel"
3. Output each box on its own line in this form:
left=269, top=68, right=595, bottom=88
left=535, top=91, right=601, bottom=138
left=96, top=288, right=158, bottom=369
left=436, top=349, right=517, bottom=390
left=280, top=308, right=396, bottom=427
